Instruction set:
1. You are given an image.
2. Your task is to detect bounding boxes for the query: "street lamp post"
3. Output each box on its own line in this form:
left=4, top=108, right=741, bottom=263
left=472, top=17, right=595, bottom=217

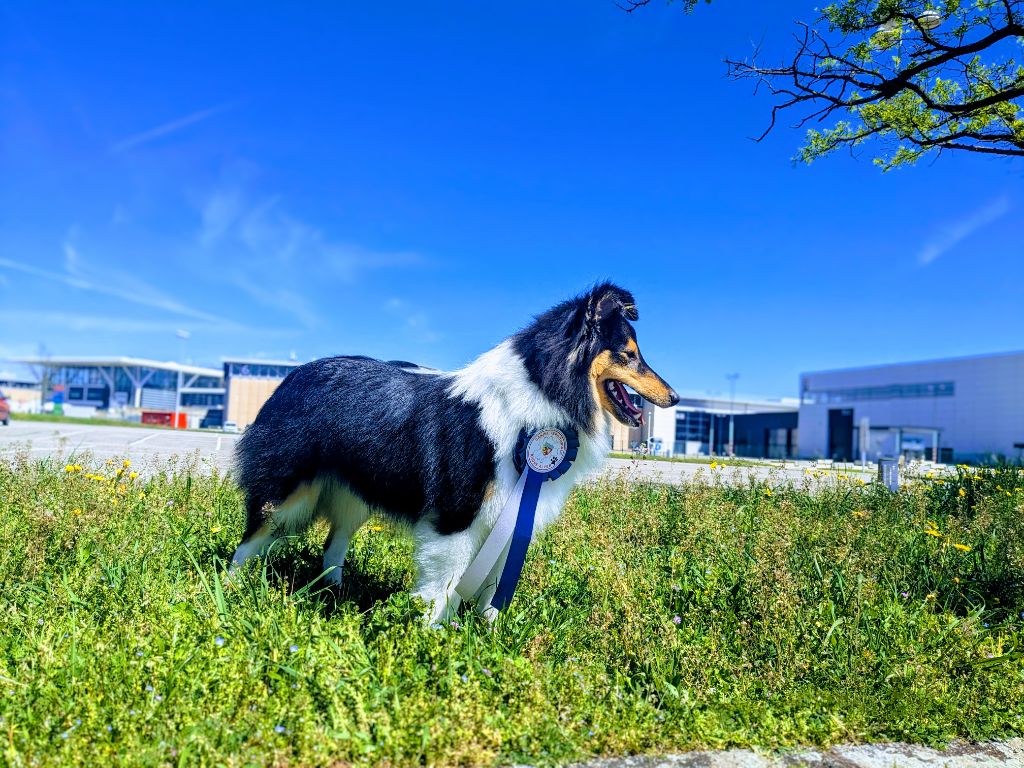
left=174, top=330, right=191, bottom=429
left=726, top=373, right=739, bottom=457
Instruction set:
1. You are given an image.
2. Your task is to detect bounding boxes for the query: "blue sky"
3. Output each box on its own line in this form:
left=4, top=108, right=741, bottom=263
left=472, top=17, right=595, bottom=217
left=1, top=2, right=1021, bottom=398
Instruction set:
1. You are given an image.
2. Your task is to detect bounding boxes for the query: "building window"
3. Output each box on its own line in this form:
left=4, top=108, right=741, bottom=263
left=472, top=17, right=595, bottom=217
left=801, top=381, right=955, bottom=404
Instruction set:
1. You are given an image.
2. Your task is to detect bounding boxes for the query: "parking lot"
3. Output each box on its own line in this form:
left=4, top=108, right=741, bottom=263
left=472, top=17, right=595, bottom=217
left=0, top=418, right=881, bottom=486
left=0, top=419, right=241, bottom=474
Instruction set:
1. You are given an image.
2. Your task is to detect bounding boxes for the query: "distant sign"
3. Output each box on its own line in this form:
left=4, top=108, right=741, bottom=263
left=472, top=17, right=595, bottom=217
left=878, top=458, right=900, bottom=492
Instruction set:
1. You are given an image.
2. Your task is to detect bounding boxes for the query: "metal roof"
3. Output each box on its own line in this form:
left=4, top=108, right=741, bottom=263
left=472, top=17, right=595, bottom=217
left=15, top=356, right=222, bottom=378
left=221, top=357, right=302, bottom=367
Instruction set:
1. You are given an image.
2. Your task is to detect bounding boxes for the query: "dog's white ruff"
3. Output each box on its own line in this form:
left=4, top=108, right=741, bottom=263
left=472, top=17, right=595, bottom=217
left=411, top=341, right=610, bottom=622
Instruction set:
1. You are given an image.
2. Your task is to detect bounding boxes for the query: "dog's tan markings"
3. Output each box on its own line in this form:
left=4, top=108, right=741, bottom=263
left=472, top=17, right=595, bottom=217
left=268, top=480, right=323, bottom=533
left=591, top=343, right=675, bottom=411
left=482, top=481, right=497, bottom=504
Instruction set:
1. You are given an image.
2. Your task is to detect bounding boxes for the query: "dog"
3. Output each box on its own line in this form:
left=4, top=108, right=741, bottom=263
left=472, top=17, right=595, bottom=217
left=230, top=283, right=678, bottom=622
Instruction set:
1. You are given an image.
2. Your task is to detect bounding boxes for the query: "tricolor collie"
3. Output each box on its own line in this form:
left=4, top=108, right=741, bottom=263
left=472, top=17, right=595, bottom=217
left=231, top=283, right=678, bottom=622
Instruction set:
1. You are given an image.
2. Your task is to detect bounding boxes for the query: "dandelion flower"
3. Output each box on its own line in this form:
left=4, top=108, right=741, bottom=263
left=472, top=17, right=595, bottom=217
left=210, top=526, right=222, bottom=534
left=953, top=542, right=971, bottom=552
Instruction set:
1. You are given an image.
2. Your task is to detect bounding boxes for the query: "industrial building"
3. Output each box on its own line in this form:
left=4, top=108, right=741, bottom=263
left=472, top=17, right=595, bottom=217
left=222, top=359, right=301, bottom=428
left=16, top=356, right=225, bottom=427
left=611, top=392, right=799, bottom=459
left=798, top=350, right=1024, bottom=464
left=11, top=356, right=302, bottom=429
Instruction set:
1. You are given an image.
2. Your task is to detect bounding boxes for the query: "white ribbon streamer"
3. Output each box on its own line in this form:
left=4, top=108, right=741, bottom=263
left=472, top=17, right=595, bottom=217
left=456, top=468, right=529, bottom=602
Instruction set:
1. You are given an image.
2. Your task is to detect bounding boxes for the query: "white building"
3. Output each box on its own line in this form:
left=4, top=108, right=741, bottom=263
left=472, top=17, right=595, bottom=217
left=798, top=351, right=1024, bottom=464
left=615, top=392, right=798, bottom=458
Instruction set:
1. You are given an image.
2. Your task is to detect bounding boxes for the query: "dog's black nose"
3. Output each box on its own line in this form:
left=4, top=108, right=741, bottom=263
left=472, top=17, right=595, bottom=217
left=667, top=389, right=680, bottom=406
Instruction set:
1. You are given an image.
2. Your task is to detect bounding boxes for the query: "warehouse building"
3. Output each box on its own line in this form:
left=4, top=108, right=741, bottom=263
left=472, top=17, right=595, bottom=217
left=0, top=368, right=41, bottom=412
left=798, top=350, right=1024, bottom=464
left=222, top=359, right=301, bottom=428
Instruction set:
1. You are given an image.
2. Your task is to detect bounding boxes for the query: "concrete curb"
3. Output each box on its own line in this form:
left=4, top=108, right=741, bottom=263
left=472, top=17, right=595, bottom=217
left=557, top=739, right=1024, bottom=768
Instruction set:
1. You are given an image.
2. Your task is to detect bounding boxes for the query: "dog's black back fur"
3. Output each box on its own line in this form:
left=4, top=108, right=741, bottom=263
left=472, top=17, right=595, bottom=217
left=236, top=356, right=495, bottom=536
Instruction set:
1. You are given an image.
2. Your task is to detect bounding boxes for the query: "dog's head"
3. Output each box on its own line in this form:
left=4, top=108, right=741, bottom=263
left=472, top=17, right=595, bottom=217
left=578, top=284, right=678, bottom=427
left=514, top=283, right=679, bottom=431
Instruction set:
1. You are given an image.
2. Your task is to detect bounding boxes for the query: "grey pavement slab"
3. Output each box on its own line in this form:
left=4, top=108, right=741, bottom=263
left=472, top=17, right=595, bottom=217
left=0, top=419, right=860, bottom=486
left=560, top=738, right=1024, bottom=768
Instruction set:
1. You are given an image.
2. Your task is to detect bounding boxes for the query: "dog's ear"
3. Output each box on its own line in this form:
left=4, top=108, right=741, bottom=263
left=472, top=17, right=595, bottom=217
left=586, top=283, right=638, bottom=326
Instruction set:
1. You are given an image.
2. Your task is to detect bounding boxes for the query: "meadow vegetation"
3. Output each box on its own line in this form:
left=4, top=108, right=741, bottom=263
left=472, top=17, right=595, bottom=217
left=1, top=452, right=1022, bottom=766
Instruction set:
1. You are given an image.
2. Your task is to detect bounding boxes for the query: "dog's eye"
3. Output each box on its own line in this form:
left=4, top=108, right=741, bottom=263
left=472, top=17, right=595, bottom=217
left=623, top=349, right=637, bottom=361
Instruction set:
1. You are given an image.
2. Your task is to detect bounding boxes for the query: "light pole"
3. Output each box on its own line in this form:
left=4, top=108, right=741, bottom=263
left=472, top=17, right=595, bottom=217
left=726, top=373, right=739, bottom=457
left=174, top=329, right=191, bottom=429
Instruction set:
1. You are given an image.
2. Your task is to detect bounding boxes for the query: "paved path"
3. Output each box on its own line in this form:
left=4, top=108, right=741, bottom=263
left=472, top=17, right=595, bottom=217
left=0, top=419, right=881, bottom=486
left=563, top=739, right=1024, bottom=768
left=0, top=420, right=241, bottom=474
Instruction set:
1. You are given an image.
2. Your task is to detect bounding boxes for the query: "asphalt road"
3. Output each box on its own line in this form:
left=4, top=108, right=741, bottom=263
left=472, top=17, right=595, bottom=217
left=0, top=419, right=873, bottom=486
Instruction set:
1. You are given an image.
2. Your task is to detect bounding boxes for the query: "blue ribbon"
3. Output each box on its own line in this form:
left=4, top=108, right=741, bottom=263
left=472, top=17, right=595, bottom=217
left=491, top=426, right=578, bottom=611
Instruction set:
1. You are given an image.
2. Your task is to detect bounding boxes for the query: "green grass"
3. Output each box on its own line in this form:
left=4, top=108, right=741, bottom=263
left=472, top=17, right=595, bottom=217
left=609, top=452, right=761, bottom=467
left=2, top=454, right=1022, bottom=767
left=10, top=412, right=214, bottom=432
left=10, top=413, right=158, bottom=429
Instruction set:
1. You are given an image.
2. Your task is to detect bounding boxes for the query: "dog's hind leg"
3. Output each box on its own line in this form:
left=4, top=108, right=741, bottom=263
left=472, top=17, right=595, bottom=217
left=319, top=484, right=370, bottom=587
left=230, top=480, right=324, bottom=571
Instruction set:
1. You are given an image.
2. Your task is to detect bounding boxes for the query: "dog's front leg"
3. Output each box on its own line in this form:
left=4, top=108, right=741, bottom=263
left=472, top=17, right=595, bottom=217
left=410, top=519, right=474, bottom=624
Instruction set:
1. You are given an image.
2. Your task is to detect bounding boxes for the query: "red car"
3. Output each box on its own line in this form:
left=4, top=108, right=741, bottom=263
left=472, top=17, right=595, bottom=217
left=0, top=392, right=9, bottom=425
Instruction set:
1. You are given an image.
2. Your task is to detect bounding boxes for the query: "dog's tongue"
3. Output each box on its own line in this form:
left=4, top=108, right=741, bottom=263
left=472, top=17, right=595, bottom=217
left=614, top=381, right=644, bottom=424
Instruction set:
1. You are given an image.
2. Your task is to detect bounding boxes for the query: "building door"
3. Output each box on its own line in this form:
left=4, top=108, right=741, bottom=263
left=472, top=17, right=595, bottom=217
left=828, top=409, right=854, bottom=461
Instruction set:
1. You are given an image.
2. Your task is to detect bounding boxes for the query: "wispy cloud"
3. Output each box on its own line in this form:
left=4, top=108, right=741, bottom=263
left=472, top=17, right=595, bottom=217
left=384, top=297, right=440, bottom=344
left=0, top=244, right=229, bottom=326
left=230, top=274, right=320, bottom=330
left=918, top=196, right=1012, bottom=266
left=0, top=310, right=300, bottom=339
left=197, top=184, right=424, bottom=329
left=109, top=102, right=233, bottom=154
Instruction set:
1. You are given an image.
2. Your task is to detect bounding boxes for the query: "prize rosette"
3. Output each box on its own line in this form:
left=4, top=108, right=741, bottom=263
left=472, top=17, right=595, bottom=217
left=513, top=426, right=579, bottom=480
left=457, top=425, right=580, bottom=612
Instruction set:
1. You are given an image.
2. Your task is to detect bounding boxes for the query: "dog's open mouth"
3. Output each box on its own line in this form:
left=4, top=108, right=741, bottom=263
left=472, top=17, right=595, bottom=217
left=604, top=379, right=644, bottom=427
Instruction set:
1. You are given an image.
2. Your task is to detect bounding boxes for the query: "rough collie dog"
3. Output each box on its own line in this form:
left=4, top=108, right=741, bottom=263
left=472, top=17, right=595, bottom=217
left=231, top=283, right=678, bottom=622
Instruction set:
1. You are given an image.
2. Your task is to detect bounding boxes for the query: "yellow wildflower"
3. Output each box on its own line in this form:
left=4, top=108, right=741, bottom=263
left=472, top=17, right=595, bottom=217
left=65, top=464, right=76, bottom=473
left=72, top=508, right=82, bottom=516
left=925, top=593, right=936, bottom=601
left=923, top=528, right=943, bottom=539
left=958, top=488, right=966, bottom=498
left=210, top=526, right=222, bottom=534
left=952, top=542, right=971, bottom=552
left=129, top=471, right=138, bottom=480
left=764, top=488, right=772, bottom=497
left=123, top=459, right=131, bottom=468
